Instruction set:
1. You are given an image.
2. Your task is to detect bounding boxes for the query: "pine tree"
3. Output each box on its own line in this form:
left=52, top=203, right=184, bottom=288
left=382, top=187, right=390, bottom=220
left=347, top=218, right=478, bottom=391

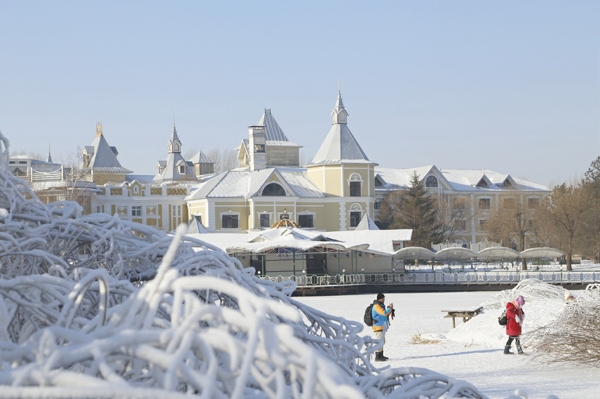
left=381, top=172, right=443, bottom=248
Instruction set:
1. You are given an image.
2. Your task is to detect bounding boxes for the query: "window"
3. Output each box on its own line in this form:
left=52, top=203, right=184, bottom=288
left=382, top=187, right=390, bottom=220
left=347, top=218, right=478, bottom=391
left=132, top=206, right=142, bottom=217
left=222, top=214, right=239, bottom=229
left=255, top=144, right=265, bottom=153
left=374, top=200, right=381, bottom=210
left=528, top=198, right=539, bottom=209
left=453, top=198, right=466, bottom=209
left=502, top=179, right=512, bottom=188
left=179, top=165, right=186, bottom=174
left=476, top=179, right=488, bottom=188
left=259, top=213, right=270, bottom=228
left=455, top=219, right=466, bottom=230
left=262, top=183, right=286, bottom=196
left=172, top=205, right=181, bottom=217
left=133, top=185, right=139, bottom=194
left=478, top=198, right=491, bottom=209
left=350, top=181, right=361, bottom=197
left=425, top=175, right=438, bottom=188
left=479, top=219, right=489, bottom=230
left=375, top=177, right=383, bottom=187
left=298, top=214, right=314, bottom=228
left=350, top=211, right=361, bottom=228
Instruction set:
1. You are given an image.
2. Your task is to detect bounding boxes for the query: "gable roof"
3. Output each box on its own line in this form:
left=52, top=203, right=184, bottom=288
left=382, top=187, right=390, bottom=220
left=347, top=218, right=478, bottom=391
left=355, top=214, right=379, bottom=230
left=185, top=167, right=325, bottom=200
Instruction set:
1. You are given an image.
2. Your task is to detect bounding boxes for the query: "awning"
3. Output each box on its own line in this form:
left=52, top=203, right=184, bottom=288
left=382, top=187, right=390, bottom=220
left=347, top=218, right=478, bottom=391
left=520, top=247, right=564, bottom=259
left=434, top=247, right=477, bottom=260
left=477, top=247, right=520, bottom=260
left=393, top=247, right=435, bottom=260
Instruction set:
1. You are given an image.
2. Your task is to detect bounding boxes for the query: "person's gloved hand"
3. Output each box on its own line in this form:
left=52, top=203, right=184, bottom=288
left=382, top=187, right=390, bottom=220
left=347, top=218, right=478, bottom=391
left=515, top=315, right=521, bottom=323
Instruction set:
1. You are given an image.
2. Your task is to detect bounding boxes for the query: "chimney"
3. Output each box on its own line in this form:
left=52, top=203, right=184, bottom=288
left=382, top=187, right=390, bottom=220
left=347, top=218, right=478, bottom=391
left=249, top=125, right=266, bottom=171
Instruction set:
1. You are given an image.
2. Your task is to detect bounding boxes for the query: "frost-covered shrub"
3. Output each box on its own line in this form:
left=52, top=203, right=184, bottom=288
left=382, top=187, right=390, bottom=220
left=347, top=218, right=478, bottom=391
left=0, top=131, right=489, bottom=398
left=528, top=283, right=600, bottom=367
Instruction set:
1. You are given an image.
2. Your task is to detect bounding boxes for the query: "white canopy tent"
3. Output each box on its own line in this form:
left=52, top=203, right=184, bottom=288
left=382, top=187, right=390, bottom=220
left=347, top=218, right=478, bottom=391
left=434, top=247, right=477, bottom=261
left=477, top=247, right=520, bottom=260
left=393, top=247, right=435, bottom=260
left=520, top=247, right=565, bottom=259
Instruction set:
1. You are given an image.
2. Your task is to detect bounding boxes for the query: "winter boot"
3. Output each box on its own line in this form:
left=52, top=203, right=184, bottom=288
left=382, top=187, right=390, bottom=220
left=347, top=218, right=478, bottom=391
left=504, top=345, right=514, bottom=355
left=381, top=351, right=389, bottom=361
left=516, top=343, right=524, bottom=355
left=374, top=352, right=385, bottom=362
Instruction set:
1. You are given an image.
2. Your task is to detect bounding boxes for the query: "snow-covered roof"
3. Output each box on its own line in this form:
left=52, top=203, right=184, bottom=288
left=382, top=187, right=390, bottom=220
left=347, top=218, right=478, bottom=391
left=85, top=125, right=132, bottom=174
left=376, top=166, right=548, bottom=192
left=186, top=168, right=325, bottom=200
left=355, top=214, right=379, bottom=230
left=154, top=125, right=198, bottom=183
left=310, top=92, right=374, bottom=165
left=311, top=124, right=373, bottom=165
left=477, top=247, right=521, bottom=260
left=325, top=229, right=412, bottom=255
left=188, top=151, right=214, bottom=164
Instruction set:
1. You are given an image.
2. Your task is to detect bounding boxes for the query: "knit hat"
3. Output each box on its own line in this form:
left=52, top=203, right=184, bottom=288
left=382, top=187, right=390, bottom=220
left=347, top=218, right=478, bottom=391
left=515, top=295, right=525, bottom=308
left=376, top=293, right=385, bottom=300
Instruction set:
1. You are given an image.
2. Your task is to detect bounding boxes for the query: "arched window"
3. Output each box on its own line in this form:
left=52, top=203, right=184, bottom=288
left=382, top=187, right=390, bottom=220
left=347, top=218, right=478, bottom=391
left=349, top=173, right=363, bottom=197
left=262, top=183, right=286, bottom=196
left=349, top=203, right=363, bottom=228
left=426, top=175, right=438, bottom=188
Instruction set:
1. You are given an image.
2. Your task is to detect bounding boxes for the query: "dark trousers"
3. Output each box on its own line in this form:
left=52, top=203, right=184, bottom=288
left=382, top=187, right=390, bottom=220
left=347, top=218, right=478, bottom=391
left=506, top=336, right=522, bottom=350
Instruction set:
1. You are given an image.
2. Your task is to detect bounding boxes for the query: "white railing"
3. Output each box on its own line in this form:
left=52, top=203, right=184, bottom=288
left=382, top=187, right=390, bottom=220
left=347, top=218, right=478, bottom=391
left=259, top=270, right=600, bottom=287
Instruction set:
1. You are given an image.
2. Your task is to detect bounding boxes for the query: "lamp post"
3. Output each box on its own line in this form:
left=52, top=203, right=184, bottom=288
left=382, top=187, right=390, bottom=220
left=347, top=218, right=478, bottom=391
left=342, top=269, right=345, bottom=284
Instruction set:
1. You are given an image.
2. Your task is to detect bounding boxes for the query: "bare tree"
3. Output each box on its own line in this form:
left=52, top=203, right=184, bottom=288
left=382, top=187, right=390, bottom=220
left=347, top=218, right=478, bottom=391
left=487, top=196, right=538, bottom=270
left=207, top=148, right=237, bottom=173
left=435, top=194, right=478, bottom=244
left=536, top=180, right=592, bottom=271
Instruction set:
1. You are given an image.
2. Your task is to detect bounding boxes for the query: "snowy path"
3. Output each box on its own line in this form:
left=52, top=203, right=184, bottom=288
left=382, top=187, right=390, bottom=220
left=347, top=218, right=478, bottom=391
left=296, top=291, right=600, bottom=399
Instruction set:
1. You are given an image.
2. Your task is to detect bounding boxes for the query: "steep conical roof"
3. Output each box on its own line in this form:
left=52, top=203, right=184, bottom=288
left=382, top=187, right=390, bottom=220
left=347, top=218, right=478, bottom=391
left=311, top=92, right=372, bottom=165
left=257, top=109, right=289, bottom=142
left=87, top=123, right=132, bottom=173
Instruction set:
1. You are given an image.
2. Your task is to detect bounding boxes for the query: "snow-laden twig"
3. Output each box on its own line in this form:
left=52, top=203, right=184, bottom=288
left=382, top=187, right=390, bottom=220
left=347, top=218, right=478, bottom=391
left=0, top=131, right=490, bottom=398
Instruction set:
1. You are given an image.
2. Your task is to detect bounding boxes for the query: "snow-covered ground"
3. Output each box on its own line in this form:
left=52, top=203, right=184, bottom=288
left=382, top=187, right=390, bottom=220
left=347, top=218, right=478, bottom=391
left=296, top=289, right=600, bottom=399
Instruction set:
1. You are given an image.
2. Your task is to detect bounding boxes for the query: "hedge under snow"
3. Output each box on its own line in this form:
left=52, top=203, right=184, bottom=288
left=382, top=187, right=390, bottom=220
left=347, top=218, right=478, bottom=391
left=0, top=131, right=490, bottom=398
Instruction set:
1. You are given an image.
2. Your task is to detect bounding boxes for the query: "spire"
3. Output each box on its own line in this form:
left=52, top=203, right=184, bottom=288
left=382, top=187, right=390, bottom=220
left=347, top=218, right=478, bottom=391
left=96, top=122, right=103, bottom=137
left=168, top=122, right=182, bottom=153
left=47, top=144, right=52, bottom=163
left=331, top=88, right=348, bottom=125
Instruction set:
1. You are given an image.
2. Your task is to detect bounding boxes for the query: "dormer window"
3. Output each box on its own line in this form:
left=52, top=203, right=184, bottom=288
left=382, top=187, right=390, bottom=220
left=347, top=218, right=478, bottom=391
left=179, top=165, right=186, bottom=174
left=375, top=177, right=383, bottom=187
left=502, top=180, right=512, bottom=188
left=476, top=179, right=488, bottom=188
left=262, top=183, right=286, bottom=196
left=425, top=175, right=438, bottom=188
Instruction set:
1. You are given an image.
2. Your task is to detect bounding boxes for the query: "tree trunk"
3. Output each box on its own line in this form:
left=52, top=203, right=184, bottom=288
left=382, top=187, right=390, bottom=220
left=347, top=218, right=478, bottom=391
left=520, top=233, right=527, bottom=270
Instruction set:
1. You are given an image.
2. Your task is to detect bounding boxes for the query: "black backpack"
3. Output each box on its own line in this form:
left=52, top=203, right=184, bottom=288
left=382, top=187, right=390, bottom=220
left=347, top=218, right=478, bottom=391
left=364, top=303, right=374, bottom=326
left=498, top=309, right=507, bottom=326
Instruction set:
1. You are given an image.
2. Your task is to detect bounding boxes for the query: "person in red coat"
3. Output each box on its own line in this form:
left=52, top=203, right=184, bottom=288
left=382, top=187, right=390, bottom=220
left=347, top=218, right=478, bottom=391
left=504, top=295, right=526, bottom=354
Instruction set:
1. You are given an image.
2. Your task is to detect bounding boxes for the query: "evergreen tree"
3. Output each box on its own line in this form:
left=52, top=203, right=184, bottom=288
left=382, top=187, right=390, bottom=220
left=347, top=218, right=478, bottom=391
left=380, top=172, right=443, bottom=248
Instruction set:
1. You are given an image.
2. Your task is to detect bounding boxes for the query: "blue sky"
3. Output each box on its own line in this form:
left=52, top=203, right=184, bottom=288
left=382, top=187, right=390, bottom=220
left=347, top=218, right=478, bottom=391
left=1, top=1, right=598, bottom=186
